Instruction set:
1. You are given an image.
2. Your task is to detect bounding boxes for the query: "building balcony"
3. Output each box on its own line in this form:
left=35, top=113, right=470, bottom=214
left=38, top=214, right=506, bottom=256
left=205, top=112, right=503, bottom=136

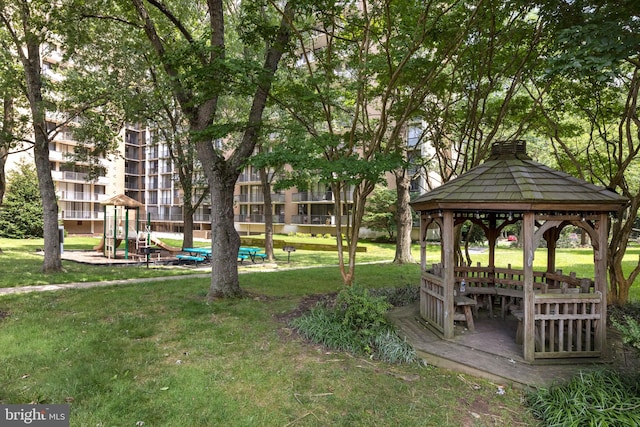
left=64, top=171, right=88, bottom=181
left=49, top=150, right=64, bottom=162
left=238, top=172, right=260, bottom=182
left=125, top=166, right=142, bottom=175
left=60, top=210, right=104, bottom=220
left=148, top=212, right=183, bottom=222
left=291, top=215, right=343, bottom=225
left=234, top=193, right=286, bottom=203
left=58, top=191, right=108, bottom=202
left=193, top=214, right=211, bottom=222
left=96, top=176, right=110, bottom=185
left=292, top=191, right=342, bottom=202
left=235, top=214, right=285, bottom=224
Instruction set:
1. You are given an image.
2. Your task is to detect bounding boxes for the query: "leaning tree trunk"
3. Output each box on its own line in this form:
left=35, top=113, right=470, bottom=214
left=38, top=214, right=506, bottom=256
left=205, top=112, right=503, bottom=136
left=0, top=137, right=6, bottom=255
left=23, top=36, right=61, bottom=273
left=0, top=145, right=6, bottom=205
left=1, top=96, right=13, bottom=205
left=181, top=176, right=195, bottom=250
left=259, top=167, right=274, bottom=261
left=393, top=170, right=416, bottom=264
left=607, top=197, right=640, bottom=305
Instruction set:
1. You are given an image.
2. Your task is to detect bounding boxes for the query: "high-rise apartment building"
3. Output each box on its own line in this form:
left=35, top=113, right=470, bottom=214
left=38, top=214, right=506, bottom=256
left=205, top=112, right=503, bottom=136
left=8, top=118, right=431, bottom=237
left=6, top=32, right=434, bottom=239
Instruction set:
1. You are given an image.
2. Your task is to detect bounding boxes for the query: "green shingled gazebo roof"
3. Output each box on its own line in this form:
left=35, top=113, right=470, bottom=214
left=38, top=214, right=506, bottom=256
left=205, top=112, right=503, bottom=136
left=411, top=140, right=627, bottom=213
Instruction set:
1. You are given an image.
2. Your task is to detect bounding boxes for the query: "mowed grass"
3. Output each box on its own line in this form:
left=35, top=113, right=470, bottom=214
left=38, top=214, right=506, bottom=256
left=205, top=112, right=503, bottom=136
left=1, top=237, right=639, bottom=425
left=0, top=265, right=536, bottom=426
left=0, top=237, right=199, bottom=288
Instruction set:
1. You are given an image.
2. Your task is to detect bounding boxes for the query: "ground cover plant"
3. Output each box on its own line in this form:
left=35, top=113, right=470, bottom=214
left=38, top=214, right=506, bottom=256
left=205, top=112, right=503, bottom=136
left=527, top=369, right=640, bottom=427
left=290, top=285, right=419, bottom=364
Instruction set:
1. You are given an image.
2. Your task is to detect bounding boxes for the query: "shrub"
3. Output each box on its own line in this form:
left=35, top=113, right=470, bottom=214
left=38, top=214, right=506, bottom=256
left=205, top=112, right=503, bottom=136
left=291, top=286, right=421, bottom=364
left=526, top=369, right=640, bottom=426
left=0, top=162, right=44, bottom=238
left=334, top=286, right=391, bottom=340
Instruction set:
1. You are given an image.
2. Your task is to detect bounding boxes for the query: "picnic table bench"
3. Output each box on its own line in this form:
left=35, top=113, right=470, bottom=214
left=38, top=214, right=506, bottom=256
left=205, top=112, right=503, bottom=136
left=176, top=254, right=206, bottom=264
left=453, top=295, right=477, bottom=331
left=239, top=247, right=267, bottom=263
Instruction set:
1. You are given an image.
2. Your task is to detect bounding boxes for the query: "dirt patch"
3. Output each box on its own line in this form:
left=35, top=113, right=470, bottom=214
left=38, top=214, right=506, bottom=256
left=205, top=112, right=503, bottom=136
left=274, top=292, right=337, bottom=324
left=0, top=310, right=9, bottom=320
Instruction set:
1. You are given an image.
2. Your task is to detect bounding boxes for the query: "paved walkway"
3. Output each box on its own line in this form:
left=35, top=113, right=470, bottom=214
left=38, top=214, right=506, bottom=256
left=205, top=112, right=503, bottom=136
left=0, top=274, right=212, bottom=297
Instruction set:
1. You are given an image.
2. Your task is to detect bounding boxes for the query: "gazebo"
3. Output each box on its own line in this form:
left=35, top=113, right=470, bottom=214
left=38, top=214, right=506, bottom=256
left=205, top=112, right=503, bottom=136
left=410, top=140, right=627, bottom=362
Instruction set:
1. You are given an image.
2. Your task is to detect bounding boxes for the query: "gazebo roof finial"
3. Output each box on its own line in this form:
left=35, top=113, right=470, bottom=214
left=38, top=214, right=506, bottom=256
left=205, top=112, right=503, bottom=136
left=488, top=139, right=531, bottom=161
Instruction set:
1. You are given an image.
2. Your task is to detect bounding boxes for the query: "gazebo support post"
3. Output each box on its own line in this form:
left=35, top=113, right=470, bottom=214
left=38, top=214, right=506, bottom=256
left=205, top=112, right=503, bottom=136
left=112, top=208, right=117, bottom=259
left=545, top=228, right=559, bottom=274
left=125, top=209, right=129, bottom=259
left=419, top=216, right=428, bottom=271
left=487, top=215, right=497, bottom=269
left=523, top=212, right=535, bottom=362
left=595, top=212, right=608, bottom=355
left=443, top=211, right=455, bottom=339
left=102, top=205, right=107, bottom=257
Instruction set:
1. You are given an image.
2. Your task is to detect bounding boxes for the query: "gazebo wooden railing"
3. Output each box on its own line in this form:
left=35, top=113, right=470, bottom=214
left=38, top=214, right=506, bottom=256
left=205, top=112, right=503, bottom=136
left=421, top=263, right=603, bottom=359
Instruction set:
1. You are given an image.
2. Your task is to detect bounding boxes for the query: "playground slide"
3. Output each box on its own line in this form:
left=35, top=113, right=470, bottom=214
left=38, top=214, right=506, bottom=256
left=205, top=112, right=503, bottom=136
left=149, top=236, right=182, bottom=252
left=93, top=237, right=123, bottom=251
left=93, top=237, right=105, bottom=251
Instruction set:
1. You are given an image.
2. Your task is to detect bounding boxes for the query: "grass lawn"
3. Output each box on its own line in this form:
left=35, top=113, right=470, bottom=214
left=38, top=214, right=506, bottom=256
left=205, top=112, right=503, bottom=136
left=0, top=264, right=536, bottom=426
left=3, top=235, right=639, bottom=301
left=0, top=237, right=200, bottom=289
left=0, top=236, right=639, bottom=425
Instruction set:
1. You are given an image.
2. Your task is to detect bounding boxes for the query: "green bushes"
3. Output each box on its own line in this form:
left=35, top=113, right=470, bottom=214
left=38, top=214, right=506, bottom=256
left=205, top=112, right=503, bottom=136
left=526, top=369, right=640, bottom=426
left=290, top=285, right=419, bottom=364
left=0, top=162, right=44, bottom=238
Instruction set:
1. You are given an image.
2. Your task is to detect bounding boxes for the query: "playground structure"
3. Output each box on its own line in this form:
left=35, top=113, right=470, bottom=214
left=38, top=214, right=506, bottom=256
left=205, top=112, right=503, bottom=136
left=95, top=194, right=144, bottom=259
left=94, top=194, right=181, bottom=260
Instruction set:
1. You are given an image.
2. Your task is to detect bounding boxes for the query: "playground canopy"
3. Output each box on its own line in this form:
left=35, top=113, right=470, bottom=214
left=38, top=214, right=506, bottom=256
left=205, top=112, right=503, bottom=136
left=101, top=194, right=145, bottom=209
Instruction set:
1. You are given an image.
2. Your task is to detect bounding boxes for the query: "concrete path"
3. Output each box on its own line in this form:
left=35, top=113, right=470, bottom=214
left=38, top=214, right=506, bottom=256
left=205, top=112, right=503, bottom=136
left=0, top=274, right=211, bottom=297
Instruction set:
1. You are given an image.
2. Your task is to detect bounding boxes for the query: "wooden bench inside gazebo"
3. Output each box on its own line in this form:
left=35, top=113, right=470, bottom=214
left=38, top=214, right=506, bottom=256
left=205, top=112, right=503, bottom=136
left=410, top=140, right=627, bottom=362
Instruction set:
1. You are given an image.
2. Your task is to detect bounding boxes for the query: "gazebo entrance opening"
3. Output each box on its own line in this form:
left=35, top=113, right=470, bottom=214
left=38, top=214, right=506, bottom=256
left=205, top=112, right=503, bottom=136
left=411, top=141, right=627, bottom=362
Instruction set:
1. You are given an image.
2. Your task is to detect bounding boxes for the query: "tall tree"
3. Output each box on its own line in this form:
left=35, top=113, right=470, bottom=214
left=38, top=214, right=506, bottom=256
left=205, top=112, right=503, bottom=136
left=0, top=0, right=62, bottom=272
left=133, top=61, right=209, bottom=250
left=402, top=0, right=545, bottom=265
left=420, top=0, right=544, bottom=178
left=273, top=0, right=484, bottom=284
left=533, top=0, right=640, bottom=304
left=119, top=0, right=295, bottom=298
left=61, top=1, right=207, bottom=249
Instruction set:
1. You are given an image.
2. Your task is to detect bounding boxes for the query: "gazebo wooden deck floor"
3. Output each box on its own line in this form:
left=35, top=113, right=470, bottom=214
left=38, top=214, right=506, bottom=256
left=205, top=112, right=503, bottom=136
left=389, top=303, right=639, bottom=389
